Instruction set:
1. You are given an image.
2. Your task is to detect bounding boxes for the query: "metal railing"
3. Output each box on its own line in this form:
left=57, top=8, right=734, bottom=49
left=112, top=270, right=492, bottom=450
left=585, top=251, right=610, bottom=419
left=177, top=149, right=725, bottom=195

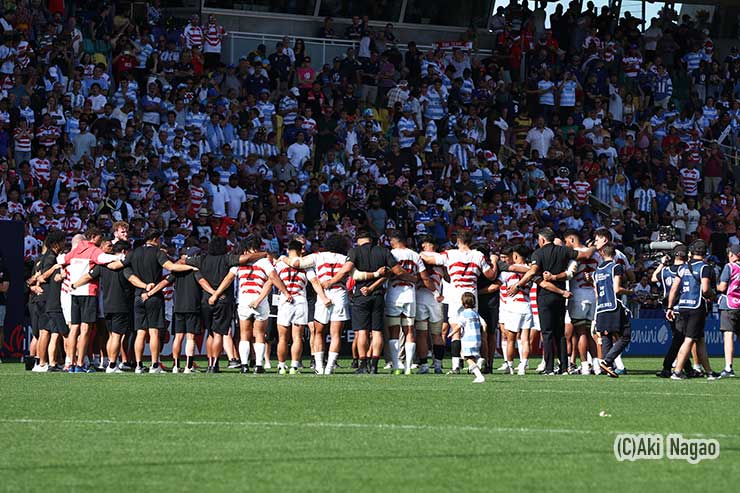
left=223, top=31, right=493, bottom=67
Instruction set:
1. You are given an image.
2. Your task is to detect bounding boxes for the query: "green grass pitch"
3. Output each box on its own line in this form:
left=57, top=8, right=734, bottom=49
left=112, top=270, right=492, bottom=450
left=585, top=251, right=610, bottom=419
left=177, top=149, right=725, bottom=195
left=1, top=358, right=738, bottom=492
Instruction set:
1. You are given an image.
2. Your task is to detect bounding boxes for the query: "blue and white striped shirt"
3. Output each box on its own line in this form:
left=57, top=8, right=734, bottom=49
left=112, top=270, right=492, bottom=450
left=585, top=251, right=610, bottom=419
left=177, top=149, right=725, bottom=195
left=682, top=52, right=704, bottom=73
left=423, top=88, right=445, bottom=120
left=559, top=80, right=577, bottom=107
left=397, top=116, right=417, bottom=149
left=256, top=101, right=276, bottom=130
left=279, top=97, right=298, bottom=126
left=424, top=120, right=437, bottom=153
left=538, top=80, right=555, bottom=106
left=186, top=111, right=208, bottom=130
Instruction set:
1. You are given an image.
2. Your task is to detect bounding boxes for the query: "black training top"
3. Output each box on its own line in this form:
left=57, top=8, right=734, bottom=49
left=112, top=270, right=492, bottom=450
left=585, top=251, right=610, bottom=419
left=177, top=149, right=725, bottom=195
left=531, top=243, right=579, bottom=303
left=348, top=243, right=398, bottom=296
left=167, top=270, right=201, bottom=313
left=30, top=251, right=56, bottom=305
left=122, top=244, right=169, bottom=292
left=187, top=254, right=241, bottom=299
left=90, top=264, right=134, bottom=314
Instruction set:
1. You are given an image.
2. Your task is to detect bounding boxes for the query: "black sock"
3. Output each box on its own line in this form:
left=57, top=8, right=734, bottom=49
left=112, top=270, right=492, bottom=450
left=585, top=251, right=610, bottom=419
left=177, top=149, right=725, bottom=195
left=186, top=356, right=192, bottom=369
left=419, top=357, right=428, bottom=365
left=359, top=357, right=368, bottom=368
left=173, top=358, right=179, bottom=369
left=433, top=344, right=445, bottom=360
left=370, top=356, right=379, bottom=370
left=214, top=358, right=219, bottom=369
left=152, top=362, right=159, bottom=369
left=109, top=361, right=116, bottom=369
left=451, top=340, right=461, bottom=358
left=136, top=360, right=143, bottom=368
left=34, top=357, right=40, bottom=366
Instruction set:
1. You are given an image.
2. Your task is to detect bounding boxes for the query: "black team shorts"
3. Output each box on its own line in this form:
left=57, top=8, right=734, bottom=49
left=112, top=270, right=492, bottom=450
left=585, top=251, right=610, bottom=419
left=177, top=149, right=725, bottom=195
left=106, top=312, right=133, bottom=335
left=173, top=313, right=202, bottom=335
left=48, top=312, right=70, bottom=336
left=202, top=300, right=233, bottom=336
left=29, top=302, right=47, bottom=338
left=134, top=295, right=166, bottom=330
left=676, top=309, right=706, bottom=340
left=351, top=294, right=385, bottom=332
left=71, top=295, right=98, bottom=325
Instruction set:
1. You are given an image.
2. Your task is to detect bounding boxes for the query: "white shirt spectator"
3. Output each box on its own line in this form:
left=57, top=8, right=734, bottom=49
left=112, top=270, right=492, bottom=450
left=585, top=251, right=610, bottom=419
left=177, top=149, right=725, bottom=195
left=525, top=126, right=554, bottom=157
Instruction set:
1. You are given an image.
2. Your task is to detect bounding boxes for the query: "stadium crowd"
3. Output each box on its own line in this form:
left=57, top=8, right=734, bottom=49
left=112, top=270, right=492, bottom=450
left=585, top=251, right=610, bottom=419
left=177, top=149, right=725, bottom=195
left=7, top=1, right=740, bottom=380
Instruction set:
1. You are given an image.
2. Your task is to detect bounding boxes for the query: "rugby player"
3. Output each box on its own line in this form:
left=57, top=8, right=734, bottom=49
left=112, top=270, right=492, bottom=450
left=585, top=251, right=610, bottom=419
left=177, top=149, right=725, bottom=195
left=209, top=235, right=293, bottom=374
left=422, top=230, right=499, bottom=374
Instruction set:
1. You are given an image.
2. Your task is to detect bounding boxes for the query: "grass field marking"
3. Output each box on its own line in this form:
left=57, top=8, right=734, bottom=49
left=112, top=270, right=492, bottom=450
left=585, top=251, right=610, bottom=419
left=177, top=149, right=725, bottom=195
left=2, top=418, right=736, bottom=439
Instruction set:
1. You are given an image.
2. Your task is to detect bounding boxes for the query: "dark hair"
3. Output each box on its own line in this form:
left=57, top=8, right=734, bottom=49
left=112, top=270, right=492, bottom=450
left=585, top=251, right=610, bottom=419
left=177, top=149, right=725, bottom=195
left=45, top=230, right=66, bottom=248
left=85, top=226, right=101, bottom=240
left=564, top=229, right=581, bottom=240
left=594, top=228, right=612, bottom=241
left=457, top=230, right=473, bottom=246
left=513, top=245, right=531, bottom=259
left=112, top=241, right=130, bottom=254
left=323, top=233, right=348, bottom=255
left=389, top=231, right=406, bottom=244
left=240, top=234, right=262, bottom=253
left=500, top=245, right=514, bottom=256
left=288, top=240, right=304, bottom=252
left=208, top=236, right=228, bottom=255
left=144, top=229, right=162, bottom=242
left=461, top=292, right=476, bottom=308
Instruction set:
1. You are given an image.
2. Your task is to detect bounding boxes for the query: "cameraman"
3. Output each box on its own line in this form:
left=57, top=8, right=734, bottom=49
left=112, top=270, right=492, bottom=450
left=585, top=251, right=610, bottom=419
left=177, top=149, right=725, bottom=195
left=652, top=245, right=691, bottom=378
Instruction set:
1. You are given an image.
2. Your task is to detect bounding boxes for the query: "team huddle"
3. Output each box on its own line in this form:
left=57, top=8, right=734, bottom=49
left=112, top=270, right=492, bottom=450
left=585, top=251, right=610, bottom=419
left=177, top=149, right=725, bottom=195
left=26, top=223, right=739, bottom=382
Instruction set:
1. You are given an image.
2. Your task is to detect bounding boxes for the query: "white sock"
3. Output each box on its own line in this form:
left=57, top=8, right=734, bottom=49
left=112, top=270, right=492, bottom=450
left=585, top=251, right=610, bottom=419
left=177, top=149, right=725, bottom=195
left=501, top=339, right=508, bottom=358
left=614, top=355, right=625, bottom=370
left=581, top=361, right=590, bottom=371
left=278, top=361, right=286, bottom=369
left=327, top=351, right=339, bottom=371
left=520, top=358, right=528, bottom=367
left=452, top=356, right=460, bottom=370
left=65, top=356, right=72, bottom=365
left=476, top=357, right=486, bottom=368
left=586, top=353, right=593, bottom=364
left=238, top=341, right=251, bottom=365
left=693, top=363, right=702, bottom=371
left=254, top=342, right=266, bottom=366
left=507, top=360, right=513, bottom=367
left=389, top=339, right=400, bottom=369
left=470, top=364, right=483, bottom=378
left=314, top=352, right=324, bottom=372
left=291, top=360, right=299, bottom=369
left=404, top=342, right=416, bottom=371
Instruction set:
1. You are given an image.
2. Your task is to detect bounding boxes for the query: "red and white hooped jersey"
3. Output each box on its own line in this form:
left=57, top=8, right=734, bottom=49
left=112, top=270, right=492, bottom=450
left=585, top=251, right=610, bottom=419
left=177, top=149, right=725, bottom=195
left=183, top=24, right=203, bottom=49
left=387, top=248, right=425, bottom=304
left=417, top=251, right=443, bottom=292
left=437, top=249, right=490, bottom=292
left=203, top=24, right=226, bottom=53
left=571, top=247, right=598, bottom=295
left=499, top=268, right=531, bottom=314
left=230, top=257, right=274, bottom=300
left=305, top=251, right=349, bottom=293
left=571, top=180, right=592, bottom=204
left=276, top=261, right=316, bottom=299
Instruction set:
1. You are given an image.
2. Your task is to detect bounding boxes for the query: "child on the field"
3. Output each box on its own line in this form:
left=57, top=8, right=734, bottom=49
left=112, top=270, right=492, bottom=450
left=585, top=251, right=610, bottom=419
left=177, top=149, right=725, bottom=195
left=459, top=292, right=486, bottom=383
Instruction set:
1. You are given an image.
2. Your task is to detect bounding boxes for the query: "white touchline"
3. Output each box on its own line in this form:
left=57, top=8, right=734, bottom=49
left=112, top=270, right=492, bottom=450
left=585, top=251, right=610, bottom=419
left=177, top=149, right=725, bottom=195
left=0, top=418, right=736, bottom=439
